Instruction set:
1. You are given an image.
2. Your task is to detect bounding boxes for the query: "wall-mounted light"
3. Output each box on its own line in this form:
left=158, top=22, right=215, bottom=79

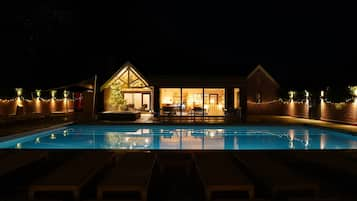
left=35, top=89, right=41, bottom=99
left=15, top=88, right=23, bottom=97
left=63, top=90, right=69, bottom=98
left=288, top=91, right=295, bottom=102
left=15, top=88, right=23, bottom=107
left=51, top=90, right=57, bottom=100
left=348, top=86, right=357, bottom=97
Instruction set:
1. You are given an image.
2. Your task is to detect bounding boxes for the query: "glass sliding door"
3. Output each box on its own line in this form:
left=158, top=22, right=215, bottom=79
left=182, top=88, right=204, bottom=116
left=160, top=88, right=181, bottom=116
left=234, top=88, right=240, bottom=109
left=204, top=88, right=225, bottom=116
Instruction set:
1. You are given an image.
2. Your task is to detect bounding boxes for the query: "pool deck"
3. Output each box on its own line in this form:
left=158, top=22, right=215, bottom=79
left=247, top=115, right=357, bottom=134
left=0, top=115, right=356, bottom=139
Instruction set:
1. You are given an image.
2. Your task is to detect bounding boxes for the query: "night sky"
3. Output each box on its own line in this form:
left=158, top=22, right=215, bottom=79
left=2, top=1, right=356, bottom=91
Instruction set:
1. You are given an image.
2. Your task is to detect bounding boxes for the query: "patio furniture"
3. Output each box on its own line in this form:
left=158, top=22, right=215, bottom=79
left=193, top=152, right=255, bottom=200
left=28, top=151, right=114, bottom=201
left=234, top=152, right=320, bottom=200
left=97, top=152, right=156, bottom=201
left=0, top=151, right=48, bottom=177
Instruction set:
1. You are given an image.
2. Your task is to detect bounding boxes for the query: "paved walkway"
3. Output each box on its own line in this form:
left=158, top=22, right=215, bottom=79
left=247, top=115, right=357, bottom=134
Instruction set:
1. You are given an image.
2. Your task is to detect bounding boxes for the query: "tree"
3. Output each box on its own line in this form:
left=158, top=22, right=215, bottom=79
left=109, top=80, right=126, bottom=111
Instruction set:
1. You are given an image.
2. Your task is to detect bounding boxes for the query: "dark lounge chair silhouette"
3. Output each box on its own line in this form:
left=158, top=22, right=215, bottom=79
left=234, top=152, right=320, bottom=200
left=0, top=150, right=48, bottom=177
left=28, top=151, right=114, bottom=201
left=96, top=152, right=156, bottom=201
left=193, top=152, right=255, bottom=200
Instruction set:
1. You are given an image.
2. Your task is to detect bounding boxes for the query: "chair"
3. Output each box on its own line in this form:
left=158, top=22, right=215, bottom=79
left=0, top=150, right=48, bottom=177
left=193, top=152, right=255, bottom=200
left=97, top=152, right=156, bottom=201
left=234, top=152, right=320, bottom=200
left=28, top=151, right=114, bottom=201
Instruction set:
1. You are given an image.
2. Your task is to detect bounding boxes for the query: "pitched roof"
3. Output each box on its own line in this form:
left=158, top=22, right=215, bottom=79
left=247, top=64, right=279, bottom=87
left=100, top=61, right=150, bottom=91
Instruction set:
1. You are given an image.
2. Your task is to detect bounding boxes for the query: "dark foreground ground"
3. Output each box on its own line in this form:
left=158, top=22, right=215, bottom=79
left=0, top=150, right=357, bottom=201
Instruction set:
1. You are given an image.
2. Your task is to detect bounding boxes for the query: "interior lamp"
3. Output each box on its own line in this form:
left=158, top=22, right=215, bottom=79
left=320, top=90, right=324, bottom=98
left=304, top=90, right=309, bottom=98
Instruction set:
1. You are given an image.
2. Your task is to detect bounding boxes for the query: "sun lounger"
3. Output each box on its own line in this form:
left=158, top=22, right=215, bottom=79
left=234, top=152, right=320, bottom=200
left=28, top=151, right=114, bottom=201
left=0, top=150, right=48, bottom=177
left=193, top=152, right=255, bottom=200
left=96, top=152, right=156, bottom=201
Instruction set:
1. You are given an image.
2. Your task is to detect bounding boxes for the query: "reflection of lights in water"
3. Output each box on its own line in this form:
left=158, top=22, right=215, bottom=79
left=50, top=133, right=56, bottom=140
left=208, top=131, right=215, bottom=137
left=142, top=129, right=150, bottom=134
left=35, top=137, right=40, bottom=143
left=288, top=129, right=295, bottom=149
left=160, top=129, right=164, bottom=133
left=63, top=130, right=68, bottom=136
left=348, top=141, right=357, bottom=149
left=145, top=138, right=150, bottom=144
left=125, top=137, right=129, bottom=142
left=304, top=130, right=309, bottom=148
left=320, top=134, right=326, bottom=149
left=234, top=131, right=237, bottom=134
left=217, top=129, right=224, bottom=133
left=129, top=145, right=133, bottom=149
left=133, top=142, right=137, bottom=146
left=16, top=143, right=21, bottom=149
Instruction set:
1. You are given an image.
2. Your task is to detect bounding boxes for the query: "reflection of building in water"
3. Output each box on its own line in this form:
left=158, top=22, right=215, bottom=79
left=304, top=130, right=310, bottom=149
left=159, top=128, right=225, bottom=149
left=288, top=129, right=295, bottom=149
left=105, top=131, right=152, bottom=149
left=320, top=134, right=326, bottom=150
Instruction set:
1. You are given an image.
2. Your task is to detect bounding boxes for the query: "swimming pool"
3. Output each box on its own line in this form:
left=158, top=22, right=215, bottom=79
left=0, top=125, right=356, bottom=150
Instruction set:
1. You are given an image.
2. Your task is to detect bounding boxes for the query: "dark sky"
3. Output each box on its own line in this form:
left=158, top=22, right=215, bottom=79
left=2, top=1, right=357, bottom=90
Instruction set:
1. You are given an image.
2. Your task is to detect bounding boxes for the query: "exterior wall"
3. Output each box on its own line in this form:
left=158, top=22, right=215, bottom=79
left=103, top=87, right=111, bottom=111
left=247, top=101, right=310, bottom=118
left=321, top=101, right=357, bottom=125
left=0, top=98, right=74, bottom=116
left=247, top=68, right=279, bottom=102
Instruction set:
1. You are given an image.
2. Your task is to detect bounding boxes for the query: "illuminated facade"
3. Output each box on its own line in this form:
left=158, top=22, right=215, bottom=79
left=100, top=62, right=279, bottom=119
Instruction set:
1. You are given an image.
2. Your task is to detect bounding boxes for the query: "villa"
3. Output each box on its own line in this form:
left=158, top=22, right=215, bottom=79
left=98, top=61, right=279, bottom=120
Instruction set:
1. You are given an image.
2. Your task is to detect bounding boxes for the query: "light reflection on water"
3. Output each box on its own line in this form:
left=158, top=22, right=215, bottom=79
left=1, top=125, right=357, bottom=150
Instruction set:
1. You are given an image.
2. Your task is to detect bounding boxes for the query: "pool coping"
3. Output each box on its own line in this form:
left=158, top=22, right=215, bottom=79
left=0, top=121, right=74, bottom=143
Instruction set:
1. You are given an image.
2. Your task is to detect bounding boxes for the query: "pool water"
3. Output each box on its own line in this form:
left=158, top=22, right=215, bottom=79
left=0, top=125, right=356, bottom=150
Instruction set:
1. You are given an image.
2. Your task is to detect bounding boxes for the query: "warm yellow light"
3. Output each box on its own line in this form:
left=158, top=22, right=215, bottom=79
left=35, top=89, right=41, bottom=98
left=304, top=90, right=309, bottom=98
left=15, top=88, right=23, bottom=97
left=16, top=97, right=23, bottom=107
left=288, top=91, right=295, bottom=100
left=63, top=90, right=69, bottom=98
left=51, top=90, right=57, bottom=99
left=145, top=138, right=149, bottom=144
left=354, top=89, right=357, bottom=97
left=320, top=90, right=324, bottom=97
